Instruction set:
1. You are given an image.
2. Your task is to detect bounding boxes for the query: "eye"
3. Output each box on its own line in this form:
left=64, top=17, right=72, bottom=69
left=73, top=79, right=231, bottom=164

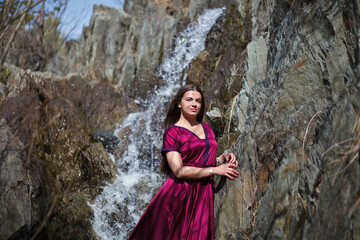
left=196, top=99, right=202, bottom=103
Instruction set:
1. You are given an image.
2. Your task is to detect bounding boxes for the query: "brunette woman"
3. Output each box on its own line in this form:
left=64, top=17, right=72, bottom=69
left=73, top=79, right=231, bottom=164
left=129, top=84, right=239, bottom=240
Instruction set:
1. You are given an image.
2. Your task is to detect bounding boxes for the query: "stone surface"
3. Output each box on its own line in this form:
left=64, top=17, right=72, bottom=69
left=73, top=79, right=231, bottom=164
left=211, top=0, right=360, bottom=239
left=92, top=129, right=120, bottom=153
left=206, top=107, right=222, bottom=119
left=0, top=119, right=34, bottom=239
left=47, top=1, right=231, bottom=99
left=47, top=3, right=178, bottom=98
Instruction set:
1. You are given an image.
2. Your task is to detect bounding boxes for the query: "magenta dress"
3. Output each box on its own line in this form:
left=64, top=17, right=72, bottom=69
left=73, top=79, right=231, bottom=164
left=128, top=122, right=217, bottom=240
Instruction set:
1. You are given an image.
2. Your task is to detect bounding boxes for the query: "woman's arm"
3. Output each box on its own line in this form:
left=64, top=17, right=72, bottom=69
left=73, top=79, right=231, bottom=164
left=166, top=151, right=239, bottom=180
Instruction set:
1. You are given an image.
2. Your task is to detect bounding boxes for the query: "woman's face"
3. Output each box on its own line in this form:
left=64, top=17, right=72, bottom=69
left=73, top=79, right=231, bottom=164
left=178, top=90, right=202, bottom=119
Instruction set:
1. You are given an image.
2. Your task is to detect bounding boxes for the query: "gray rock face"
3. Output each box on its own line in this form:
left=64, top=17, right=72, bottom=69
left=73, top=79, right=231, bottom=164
left=64, top=5, right=134, bottom=83
left=213, top=0, right=360, bottom=239
left=0, top=119, right=33, bottom=239
left=47, top=1, right=229, bottom=98
left=48, top=3, right=178, bottom=98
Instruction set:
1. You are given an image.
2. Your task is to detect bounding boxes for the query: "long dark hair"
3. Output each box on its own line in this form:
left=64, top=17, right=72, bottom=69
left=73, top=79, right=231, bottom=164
left=161, top=84, right=206, bottom=175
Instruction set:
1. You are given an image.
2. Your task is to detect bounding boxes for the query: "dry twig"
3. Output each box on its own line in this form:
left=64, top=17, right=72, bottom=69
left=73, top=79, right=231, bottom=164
left=302, top=111, right=323, bottom=160
left=31, top=196, right=58, bottom=240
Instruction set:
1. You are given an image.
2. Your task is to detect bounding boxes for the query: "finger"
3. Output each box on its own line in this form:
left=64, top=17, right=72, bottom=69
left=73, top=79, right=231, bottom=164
left=227, top=171, right=238, bottom=179
left=228, top=169, right=239, bottom=176
left=225, top=173, right=234, bottom=180
left=231, top=168, right=240, bottom=177
left=229, top=163, right=238, bottom=168
left=227, top=157, right=233, bottom=164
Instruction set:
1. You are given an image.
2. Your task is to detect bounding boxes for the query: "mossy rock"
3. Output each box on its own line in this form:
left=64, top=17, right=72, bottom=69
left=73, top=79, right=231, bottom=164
left=47, top=192, right=97, bottom=239
left=0, top=67, right=12, bottom=85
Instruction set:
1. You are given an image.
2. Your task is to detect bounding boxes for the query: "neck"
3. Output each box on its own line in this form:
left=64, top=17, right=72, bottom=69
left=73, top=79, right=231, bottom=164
left=177, top=114, right=198, bottom=127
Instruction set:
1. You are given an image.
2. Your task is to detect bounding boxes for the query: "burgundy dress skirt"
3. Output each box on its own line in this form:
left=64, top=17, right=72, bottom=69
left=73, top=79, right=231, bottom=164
left=128, top=122, right=218, bottom=240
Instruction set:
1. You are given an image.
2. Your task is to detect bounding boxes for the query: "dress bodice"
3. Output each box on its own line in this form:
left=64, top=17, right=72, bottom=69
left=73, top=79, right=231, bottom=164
left=162, top=122, right=217, bottom=168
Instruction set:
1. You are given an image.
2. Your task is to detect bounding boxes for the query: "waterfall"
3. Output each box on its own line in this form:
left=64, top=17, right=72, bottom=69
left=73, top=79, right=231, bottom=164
left=90, top=8, right=224, bottom=240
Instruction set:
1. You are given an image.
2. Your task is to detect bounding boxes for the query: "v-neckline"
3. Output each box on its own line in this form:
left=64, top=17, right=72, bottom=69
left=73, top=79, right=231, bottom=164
left=173, top=122, right=207, bottom=140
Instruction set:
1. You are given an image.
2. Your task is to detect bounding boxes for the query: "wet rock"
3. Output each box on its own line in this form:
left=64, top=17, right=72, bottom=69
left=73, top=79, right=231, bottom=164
left=92, top=130, right=120, bottom=153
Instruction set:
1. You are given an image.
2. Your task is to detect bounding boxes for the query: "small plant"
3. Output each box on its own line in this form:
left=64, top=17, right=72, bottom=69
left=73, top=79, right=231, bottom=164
left=322, top=114, right=360, bottom=185
left=0, top=67, right=12, bottom=84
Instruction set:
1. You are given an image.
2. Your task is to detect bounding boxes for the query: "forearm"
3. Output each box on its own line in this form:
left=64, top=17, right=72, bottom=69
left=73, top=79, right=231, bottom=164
left=166, top=151, right=238, bottom=180
left=174, top=165, right=213, bottom=179
left=175, top=164, right=238, bottom=180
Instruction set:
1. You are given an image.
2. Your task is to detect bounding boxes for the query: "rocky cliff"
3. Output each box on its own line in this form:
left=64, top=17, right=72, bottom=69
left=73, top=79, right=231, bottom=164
left=1, top=0, right=359, bottom=239
left=206, top=0, right=360, bottom=239
left=47, top=1, right=227, bottom=98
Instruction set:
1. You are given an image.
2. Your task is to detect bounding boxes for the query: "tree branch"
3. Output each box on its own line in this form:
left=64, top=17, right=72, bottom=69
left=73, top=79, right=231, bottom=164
left=1, top=0, right=33, bottom=64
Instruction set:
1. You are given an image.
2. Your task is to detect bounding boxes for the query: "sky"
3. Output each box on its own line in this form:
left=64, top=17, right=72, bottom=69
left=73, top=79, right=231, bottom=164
left=61, top=0, right=123, bottom=39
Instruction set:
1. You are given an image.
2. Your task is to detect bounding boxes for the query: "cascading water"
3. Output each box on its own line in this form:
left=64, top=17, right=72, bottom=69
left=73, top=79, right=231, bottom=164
left=90, top=8, right=224, bottom=240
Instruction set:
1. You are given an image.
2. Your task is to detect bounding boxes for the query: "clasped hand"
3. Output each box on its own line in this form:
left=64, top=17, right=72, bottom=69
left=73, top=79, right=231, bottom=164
left=217, top=153, right=239, bottom=180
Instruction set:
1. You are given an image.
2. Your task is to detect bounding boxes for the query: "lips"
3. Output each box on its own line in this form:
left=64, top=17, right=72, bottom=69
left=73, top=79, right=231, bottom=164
left=190, top=108, right=197, bottom=112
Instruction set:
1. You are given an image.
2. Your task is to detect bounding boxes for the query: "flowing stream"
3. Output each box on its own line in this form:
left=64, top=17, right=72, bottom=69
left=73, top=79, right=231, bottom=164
left=90, top=8, right=224, bottom=239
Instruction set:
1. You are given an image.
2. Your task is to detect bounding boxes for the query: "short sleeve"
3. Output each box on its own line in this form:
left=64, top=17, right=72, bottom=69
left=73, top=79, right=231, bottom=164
left=162, top=127, right=181, bottom=153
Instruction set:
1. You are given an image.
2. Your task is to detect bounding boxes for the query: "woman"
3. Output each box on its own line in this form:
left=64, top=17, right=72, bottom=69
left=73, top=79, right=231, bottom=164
left=129, top=84, right=239, bottom=240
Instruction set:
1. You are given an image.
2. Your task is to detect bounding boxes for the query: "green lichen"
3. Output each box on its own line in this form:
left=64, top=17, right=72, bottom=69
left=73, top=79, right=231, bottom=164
left=0, top=67, right=12, bottom=85
left=210, top=62, right=217, bottom=70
